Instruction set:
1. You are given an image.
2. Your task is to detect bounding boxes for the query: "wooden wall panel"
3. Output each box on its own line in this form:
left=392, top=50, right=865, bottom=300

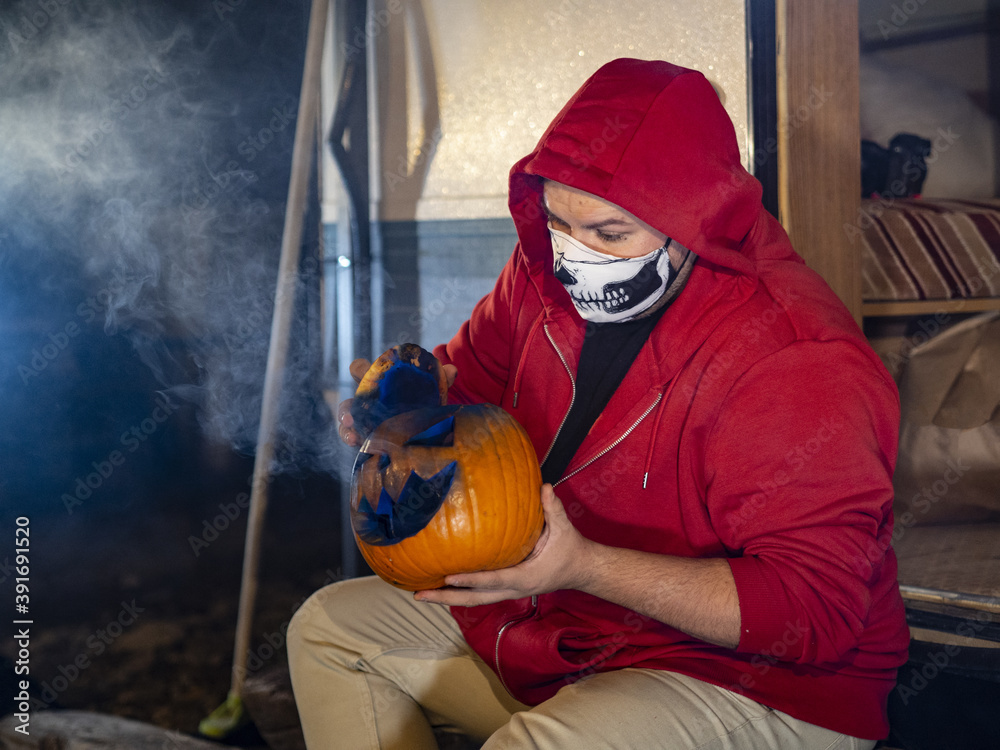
left=777, top=0, right=863, bottom=323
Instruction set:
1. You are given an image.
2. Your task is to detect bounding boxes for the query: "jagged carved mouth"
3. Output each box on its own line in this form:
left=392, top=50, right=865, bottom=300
left=351, top=415, right=458, bottom=546
left=556, top=254, right=663, bottom=314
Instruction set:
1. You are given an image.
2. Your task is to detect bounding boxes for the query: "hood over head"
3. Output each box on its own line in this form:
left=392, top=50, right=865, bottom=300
left=508, top=58, right=792, bottom=285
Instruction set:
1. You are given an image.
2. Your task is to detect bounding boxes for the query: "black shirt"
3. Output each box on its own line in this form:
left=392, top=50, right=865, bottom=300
left=539, top=304, right=668, bottom=485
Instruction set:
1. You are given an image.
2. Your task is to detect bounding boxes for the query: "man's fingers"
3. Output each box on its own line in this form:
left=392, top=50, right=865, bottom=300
left=337, top=398, right=361, bottom=446
left=415, top=586, right=518, bottom=608
left=337, top=399, right=352, bottom=424
left=349, top=358, right=371, bottom=384
left=443, top=364, right=458, bottom=389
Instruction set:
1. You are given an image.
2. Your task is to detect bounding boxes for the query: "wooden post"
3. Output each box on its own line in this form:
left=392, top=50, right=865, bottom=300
left=199, top=0, right=330, bottom=740
left=777, top=0, right=863, bottom=324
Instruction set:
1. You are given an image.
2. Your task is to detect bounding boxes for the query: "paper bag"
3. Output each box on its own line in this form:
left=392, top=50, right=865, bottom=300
left=893, top=311, right=1000, bottom=525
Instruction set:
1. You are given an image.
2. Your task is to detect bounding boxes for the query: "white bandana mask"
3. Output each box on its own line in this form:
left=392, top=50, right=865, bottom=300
left=550, top=227, right=674, bottom=323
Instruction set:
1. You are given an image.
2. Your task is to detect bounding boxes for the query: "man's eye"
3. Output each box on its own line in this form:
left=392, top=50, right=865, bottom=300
left=597, top=231, right=627, bottom=242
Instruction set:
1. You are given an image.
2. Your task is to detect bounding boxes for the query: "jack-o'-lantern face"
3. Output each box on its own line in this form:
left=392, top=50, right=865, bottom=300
left=350, top=404, right=543, bottom=591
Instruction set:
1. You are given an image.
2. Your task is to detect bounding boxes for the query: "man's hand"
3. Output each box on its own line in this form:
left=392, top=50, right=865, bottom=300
left=337, top=358, right=457, bottom=446
left=336, top=358, right=373, bottom=447
left=414, top=485, right=597, bottom=606
left=415, top=484, right=742, bottom=649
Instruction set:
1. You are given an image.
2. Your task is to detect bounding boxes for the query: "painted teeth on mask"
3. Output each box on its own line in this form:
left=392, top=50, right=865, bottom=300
left=570, top=289, right=631, bottom=305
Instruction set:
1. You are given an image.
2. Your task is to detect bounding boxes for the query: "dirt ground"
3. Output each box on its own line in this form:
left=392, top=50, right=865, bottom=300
left=1, top=460, right=352, bottom=747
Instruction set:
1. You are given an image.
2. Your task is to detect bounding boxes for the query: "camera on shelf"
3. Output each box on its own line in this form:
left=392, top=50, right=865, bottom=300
left=861, top=132, right=932, bottom=200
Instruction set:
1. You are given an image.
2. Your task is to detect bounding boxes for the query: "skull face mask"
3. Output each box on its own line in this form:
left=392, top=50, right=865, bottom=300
left=550, top=227, right=675, bottom=323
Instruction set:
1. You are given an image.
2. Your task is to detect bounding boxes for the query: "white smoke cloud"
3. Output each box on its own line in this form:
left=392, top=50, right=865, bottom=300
left=0, top=0, right=337, bottom=474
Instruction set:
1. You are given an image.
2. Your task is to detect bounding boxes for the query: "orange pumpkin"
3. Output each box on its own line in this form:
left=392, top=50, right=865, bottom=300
left=350, top=403, right=544, bottom=591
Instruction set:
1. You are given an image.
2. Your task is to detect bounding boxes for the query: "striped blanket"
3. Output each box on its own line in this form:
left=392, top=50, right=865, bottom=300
left=860, top=199, right=1000, bottom=301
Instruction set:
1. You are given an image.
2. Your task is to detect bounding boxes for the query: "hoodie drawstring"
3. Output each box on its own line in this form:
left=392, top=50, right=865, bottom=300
left=511, top=314, right=545, bottom=409
left=643, top=344, right=703, bottom=488
left=642, top=382, right=675, bottom=489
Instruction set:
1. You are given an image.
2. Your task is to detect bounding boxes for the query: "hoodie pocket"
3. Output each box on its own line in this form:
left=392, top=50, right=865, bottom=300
left=496, top=618, right=635, bottom=704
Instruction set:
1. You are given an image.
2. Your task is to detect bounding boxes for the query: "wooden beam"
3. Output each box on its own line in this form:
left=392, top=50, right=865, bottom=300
left=863, top=298, right=1000, bottom=317
left=777, top=0, right=863, bottom=324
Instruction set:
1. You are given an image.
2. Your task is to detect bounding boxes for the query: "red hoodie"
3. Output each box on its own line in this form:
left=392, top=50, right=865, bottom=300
left=434, top=59, right=908, bottom=740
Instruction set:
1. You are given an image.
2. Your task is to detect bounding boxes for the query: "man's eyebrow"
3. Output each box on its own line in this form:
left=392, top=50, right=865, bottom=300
left=543, top=206, right=634, bottom=231
left=582, top=218, right=633, bottom=231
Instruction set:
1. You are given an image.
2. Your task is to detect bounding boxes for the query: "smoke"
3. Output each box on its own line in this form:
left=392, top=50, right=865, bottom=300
left=0, top=0, right=337, bottom=475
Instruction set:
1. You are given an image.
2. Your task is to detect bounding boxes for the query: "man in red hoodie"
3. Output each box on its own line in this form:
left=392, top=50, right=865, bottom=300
left=288, top=59, right=909, bottom=749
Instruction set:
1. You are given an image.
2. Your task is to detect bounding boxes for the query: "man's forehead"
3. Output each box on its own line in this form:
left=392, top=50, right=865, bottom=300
left=543, top=182, right=631, bottom=220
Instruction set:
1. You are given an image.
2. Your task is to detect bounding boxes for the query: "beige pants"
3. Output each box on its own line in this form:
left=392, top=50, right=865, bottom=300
left=287, top=576, right=876, bottom=750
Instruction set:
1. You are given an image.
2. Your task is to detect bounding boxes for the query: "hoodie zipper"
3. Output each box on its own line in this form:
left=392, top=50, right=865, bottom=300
left=539, top=323, right=577, bottom=467
left=494, top=594, right=538, bottom=695
left=554, top=393, right=663, bottom=488
left=494, top=329, right=663, bottom=695
left=541, top=322, right=665, bottom=487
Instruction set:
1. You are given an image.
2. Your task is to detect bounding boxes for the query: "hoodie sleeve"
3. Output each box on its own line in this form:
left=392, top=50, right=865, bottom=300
left=432, top=247, right=525, bottom=407
left=704, top=339, right=901, bottom=665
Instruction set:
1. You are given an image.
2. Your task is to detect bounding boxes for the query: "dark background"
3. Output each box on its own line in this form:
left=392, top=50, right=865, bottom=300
left=0, top=0, right=347, bottom=736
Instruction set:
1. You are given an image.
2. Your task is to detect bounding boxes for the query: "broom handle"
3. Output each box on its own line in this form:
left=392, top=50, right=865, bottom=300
left=230, top=0, right=330, bottom=697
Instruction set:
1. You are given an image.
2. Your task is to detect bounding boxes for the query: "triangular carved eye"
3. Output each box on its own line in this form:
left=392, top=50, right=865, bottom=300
left=378, top=453, right=391, bottom=471
left=404, top=416, right=455, bottom=448
left=352, top=461, right=458, bottom=546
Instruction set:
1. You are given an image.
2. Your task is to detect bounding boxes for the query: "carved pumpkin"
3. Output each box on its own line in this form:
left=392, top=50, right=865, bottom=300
left=350, top=403, right=544, bottom=591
